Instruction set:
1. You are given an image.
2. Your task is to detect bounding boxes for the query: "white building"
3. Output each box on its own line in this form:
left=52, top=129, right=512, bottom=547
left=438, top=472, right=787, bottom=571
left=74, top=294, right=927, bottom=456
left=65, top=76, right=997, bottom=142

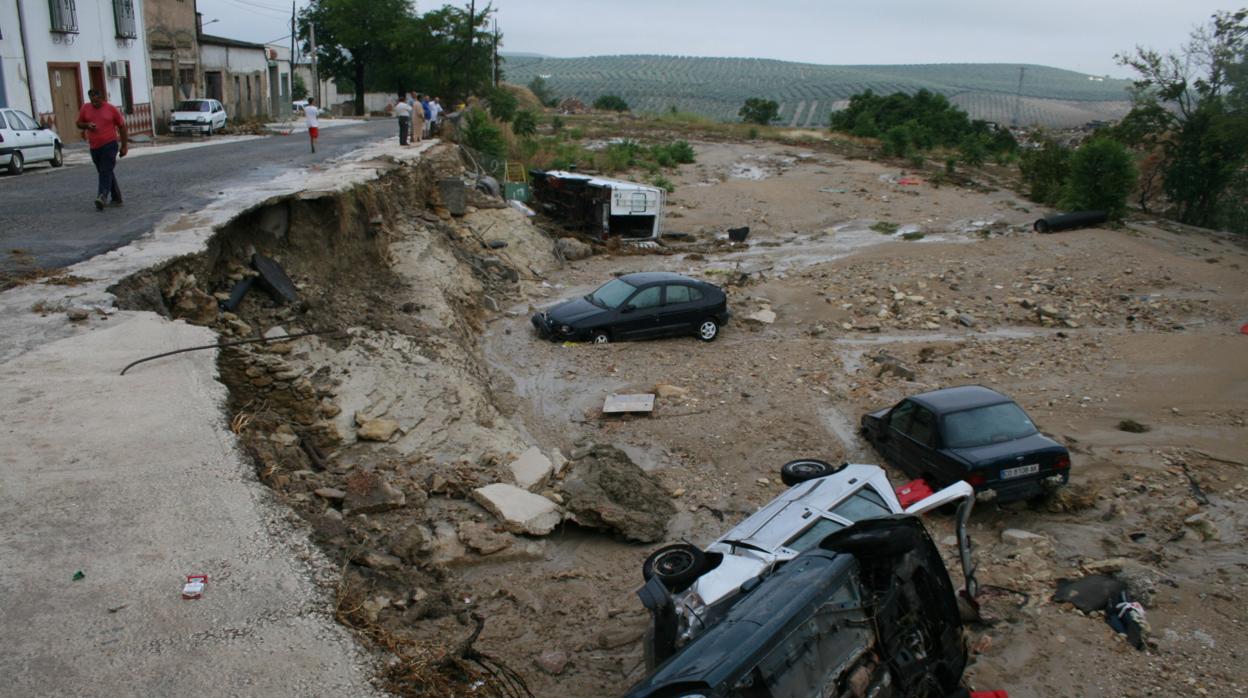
left=0, top=0, right=154, bottom=143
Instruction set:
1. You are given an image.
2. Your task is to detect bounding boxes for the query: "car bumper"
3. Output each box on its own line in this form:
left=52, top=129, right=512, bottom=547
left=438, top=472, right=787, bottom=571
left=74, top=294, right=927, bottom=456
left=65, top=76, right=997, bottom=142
left=530, top=312, right=585, bottom=341
left=976, top=472, right=1068, bottom=504
left=171, top=123, right=212, bottom=134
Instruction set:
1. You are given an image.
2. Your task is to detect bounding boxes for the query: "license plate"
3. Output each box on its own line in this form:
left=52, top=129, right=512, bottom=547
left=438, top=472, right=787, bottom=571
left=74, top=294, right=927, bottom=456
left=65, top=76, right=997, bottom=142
left=1001, top=463, right=1039, bottom=479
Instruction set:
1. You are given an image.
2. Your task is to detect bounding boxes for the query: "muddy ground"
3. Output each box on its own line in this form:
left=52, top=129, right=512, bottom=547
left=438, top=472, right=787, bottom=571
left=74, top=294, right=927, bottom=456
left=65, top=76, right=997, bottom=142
left=124, top=137, right=1247, bottom=696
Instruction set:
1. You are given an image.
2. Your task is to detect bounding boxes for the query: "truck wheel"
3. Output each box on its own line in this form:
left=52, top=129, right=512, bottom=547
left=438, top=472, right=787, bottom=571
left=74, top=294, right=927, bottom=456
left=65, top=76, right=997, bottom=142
left=643, top=543, right=706, bottom=589
left=780, top=458, right=845, bottom=486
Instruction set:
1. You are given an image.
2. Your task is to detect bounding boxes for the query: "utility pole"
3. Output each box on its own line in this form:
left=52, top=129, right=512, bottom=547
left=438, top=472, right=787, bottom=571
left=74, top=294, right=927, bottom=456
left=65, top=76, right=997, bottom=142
left=290, top=0, right=295, bottom=109
left=1011, top=66, right=1026, bottom=128
left=15, top=0, right=39, bottom=117
left=492, top=19, right=499, bottom=87
left=309, top=22, right=319, bottom=105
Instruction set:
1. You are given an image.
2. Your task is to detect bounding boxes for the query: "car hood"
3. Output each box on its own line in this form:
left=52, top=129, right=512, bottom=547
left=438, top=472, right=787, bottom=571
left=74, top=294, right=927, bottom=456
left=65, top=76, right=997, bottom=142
left=546, top=297, right=607, bottom=325
left=948, top=432, right=1063, bottom=468
left=171, top=111, right=211, bottom=119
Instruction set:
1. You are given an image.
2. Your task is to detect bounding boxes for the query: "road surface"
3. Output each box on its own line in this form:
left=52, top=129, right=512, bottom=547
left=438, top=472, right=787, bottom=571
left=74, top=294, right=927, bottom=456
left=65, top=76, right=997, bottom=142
left=0, top=119, right=394, bottom=274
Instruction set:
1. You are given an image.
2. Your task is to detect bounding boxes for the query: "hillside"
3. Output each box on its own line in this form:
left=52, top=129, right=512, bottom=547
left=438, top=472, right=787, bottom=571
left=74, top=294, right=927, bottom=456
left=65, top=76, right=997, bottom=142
left=503, top=54, right=1134, bottom=128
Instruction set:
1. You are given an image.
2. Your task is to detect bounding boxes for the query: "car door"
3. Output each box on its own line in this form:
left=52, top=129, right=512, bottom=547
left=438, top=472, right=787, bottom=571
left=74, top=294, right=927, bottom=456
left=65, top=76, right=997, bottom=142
left=15, top=111, right=52, bottom=161
left=894, top=404, right=944, bottom=482
left=614, top=285, right=664, bottom=340
left=654, top=284, right=697, bottom=337
left=1, top=110, right=32, bottom=162
left=214, top=101, right=227, bottom=128
left=882, top=400, right=918, bottom=475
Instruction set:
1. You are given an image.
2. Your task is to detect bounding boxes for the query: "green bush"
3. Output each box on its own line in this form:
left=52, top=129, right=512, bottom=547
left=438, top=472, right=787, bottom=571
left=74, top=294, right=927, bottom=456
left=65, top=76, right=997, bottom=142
left=527, top=76, right=558, bottom=107
left=512, top=110, right=537, bottom=137
left=666, top=140, right=696, bottom=164
left=486, top=87, right=518, bottom=123
left=461, top=109, right=506, bottom=174
left=593, top=95, right=630, bottom=112
left=651, top=175, right=675, bottom=193
left=1019, top=140, right=1071, bottom=206
left=882, top=125, right=912, bottom=157
left=550, top=115, right=564, bottom=133
left=958, top=133, right=990, bottom=167
left=748, top=126, right=760, bottom=140
left=739, top=98, right=779, bottom=125
left=1060, top=138, right=1137, bottom=221
left=602, top=141, right=640, bottom=171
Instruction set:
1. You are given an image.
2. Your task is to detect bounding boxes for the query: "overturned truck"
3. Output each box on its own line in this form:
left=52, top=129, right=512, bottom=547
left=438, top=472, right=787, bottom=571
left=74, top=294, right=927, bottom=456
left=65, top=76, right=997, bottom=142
left=529, top=169, right=665, bottom=241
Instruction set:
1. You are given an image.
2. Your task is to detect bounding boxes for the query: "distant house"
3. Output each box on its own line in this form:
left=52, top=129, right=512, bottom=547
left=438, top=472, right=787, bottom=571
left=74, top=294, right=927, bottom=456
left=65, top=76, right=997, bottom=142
left=0, top=0, right=154, bottom=141
left=144, top=0, right=201, bottom=133
left=199, top=30, right=271, bottom=120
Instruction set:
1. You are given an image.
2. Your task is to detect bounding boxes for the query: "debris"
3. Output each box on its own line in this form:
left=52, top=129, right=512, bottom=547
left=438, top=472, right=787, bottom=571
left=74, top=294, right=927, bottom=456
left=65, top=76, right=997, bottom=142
left=181, top=574, right=208, bottom=600
left=727, top=226, right=750, bottom=242
left=314, top=487, right=346, bottom=501
left=653, top=383, right=689, bottom=399
left=472, top=483, right=563, bottom=536
left=1116, top=419, right=1151, bottom=433
left=603, top=393, right=656, bottom=414
left=353, top=550, right=403, bottom=571
left=1033, top=210, right=1108, bottom=233
left=343, top=474, right=408, bottom=515
left=67, top=308, right=90, bottom=322
left=957, top=313, right=977, bottom=328
left=535, top=650, right=569, bottom=675
left=558, top=445, right=676, bottom=542
left=458, top=522, right=514, bottom=555
left=508, top=200, right=536, bottom=216
left=357, top=418, right=400, bottom=442
left=508, top=446, right=555, bottom=491
left=1053, top=575, right=1126, bottom=613
left=1184, top=512, right=1219, bottom=541
left=1105, top=590, right=1148, bottom=650
left=872, top=352, right=916, bottom=381
left=556, top=237, right=593, bottom=261
left=743, top=306, right=776, bottom=325
left=251, top=253, right=298, bottom=304
left=72, top=570, right=85, bottom=581
left=119, top=329, right=342, bottom=376
left=1001, top=529, right=1048, bottom=547
left=818, top=187, right=847, bottom=193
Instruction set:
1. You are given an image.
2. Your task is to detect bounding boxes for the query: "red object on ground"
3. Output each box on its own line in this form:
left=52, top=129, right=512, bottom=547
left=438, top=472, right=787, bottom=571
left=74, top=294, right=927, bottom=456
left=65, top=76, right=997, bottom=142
left=971, top=692, right=1009, bottom=698
left=1240, top=322, right=1248, bottom=335
left=181, top=574, right=209, bottom=600
left=895, top=478, right=934, bottom=508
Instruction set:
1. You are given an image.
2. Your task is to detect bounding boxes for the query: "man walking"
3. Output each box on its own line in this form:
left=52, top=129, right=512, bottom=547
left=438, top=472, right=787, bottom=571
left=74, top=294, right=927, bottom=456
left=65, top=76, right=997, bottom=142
left=304, top=97, right=320, bottom=152
left=75, top=89, right=128, bottom=211
left=393, top=94, right=412, bottom=146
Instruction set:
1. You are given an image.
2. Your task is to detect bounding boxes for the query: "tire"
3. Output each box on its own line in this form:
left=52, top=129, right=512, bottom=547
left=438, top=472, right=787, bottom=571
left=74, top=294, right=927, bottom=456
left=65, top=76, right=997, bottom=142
left=50, top=144, right=64, bottom=167
left=7, top=151, right=23, bottom=175
left=206, top=124, right=214, bottom=137
left=591, top=330, right=611, bottom=344
left=696, top=319, right=719, bottom=342
left=780, top=458, right=845, bottom=486
left=642, top=543, right=706, bottom=589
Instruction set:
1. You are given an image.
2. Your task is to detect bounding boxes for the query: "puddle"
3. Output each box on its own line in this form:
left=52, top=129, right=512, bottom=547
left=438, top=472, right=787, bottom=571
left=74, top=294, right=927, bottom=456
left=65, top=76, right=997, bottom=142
left=819, top=406, right=871, bottom=461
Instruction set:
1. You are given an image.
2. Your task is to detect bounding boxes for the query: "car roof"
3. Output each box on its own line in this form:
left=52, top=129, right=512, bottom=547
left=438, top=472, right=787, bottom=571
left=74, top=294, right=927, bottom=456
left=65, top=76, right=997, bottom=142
left=908, top=385, right=1012, bottom=413
left=617, top=271, right=704, bottom=287
left=624, top=550, right=856, bottom=697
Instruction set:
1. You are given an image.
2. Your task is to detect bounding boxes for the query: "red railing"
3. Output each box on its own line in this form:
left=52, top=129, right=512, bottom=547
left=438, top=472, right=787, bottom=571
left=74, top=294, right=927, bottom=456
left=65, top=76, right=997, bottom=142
left=125, top=103, right=153, bottom=137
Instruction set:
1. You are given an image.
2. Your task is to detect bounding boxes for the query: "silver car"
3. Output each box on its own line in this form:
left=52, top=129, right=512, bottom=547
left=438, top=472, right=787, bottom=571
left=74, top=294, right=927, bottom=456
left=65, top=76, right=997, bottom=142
left=0, top=108, right=64, bottom=175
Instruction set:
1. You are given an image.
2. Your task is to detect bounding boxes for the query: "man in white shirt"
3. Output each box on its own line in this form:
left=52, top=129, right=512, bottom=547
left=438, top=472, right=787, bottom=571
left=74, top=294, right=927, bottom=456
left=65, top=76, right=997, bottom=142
left=428, top=97, right=443, bottom=137
left=393, top=96, right=413, bottom=146
left=304, top=98, right=320, bottom=152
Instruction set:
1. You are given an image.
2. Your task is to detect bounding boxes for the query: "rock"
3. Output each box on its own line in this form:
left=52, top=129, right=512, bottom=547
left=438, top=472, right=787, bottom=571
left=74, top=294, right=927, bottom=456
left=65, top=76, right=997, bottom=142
left=508, top=446, right=554, bottom=491
left=430, top=521, right=468, bottom=564
left=535, top=650, right=569, bottom=675
left=958, top=313, right=977, bottom=327
left=654, top=383, right=689, bottom=399
left=344, top=474, right=407, bottom=514
left=390, top=524, right=434, bottom=562
left=67, top=308, right=91, bottom=322
left=1001, top=529, right=1047, bottom=546
left=353, top=550, right=403, bottom=571
left=263, top=325, right=288, bottom=339
left=550, top=449, right=568, bottom=476
left=743, top=307, right=777, bottom=325
left=472, top=483, right=563, bottom=536
left=314, top=487, right=346, bottom=501
left=556, top=237, right=593, bottom=261
left=1083, top=558, right=1130, bottom=575
left=598, top=624, right=646, bottom=649
left=458, top=522, right=514, bottom=555
left=1184, top=512, right=1219, bottom=541
left=357, top=418, right=400, bottom=442
left=873, top=352, right=916, bottom=381
left=270, top=431, right=299, bottom=447
left=171, top=288, right=218, bottom=324
left=558, top=445, right=677, bottom=543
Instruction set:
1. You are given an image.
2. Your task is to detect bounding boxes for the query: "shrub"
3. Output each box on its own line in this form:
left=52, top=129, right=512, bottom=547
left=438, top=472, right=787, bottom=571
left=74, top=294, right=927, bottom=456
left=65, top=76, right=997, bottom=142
left=461, top=109, right=505, bottom=161
left=527, top=76, right=558, bottom=107
left=551, top=115, right=564, bottom=133
left=748, top=126, right=759, bottom=140
left=945, top=157, right=958, bottom=174
left=882, top=125, right=912, bottom=157
left=1019, top=140, right=1071, bottom=206
left=739, top=98, right=779, bottom=125
left=651, top=175, right=675, bottom=193
left=593, top=95, right=630, bottom=112
left=870, top=221, right=899, bottom=234
left=958, top=133, right=990, bottom=167
left=602, top=141, right=640, bottom=171
left=666, top=140, right=696, bottom=164
left=512, top=110, right=537, bottom=137
left=1060, top=138, right=1137, bottom=221
left=486, top=87, right=518, bottom=123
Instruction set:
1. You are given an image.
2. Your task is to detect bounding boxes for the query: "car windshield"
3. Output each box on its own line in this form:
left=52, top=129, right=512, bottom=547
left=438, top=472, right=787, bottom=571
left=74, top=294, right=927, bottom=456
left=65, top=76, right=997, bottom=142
left=586, top=278, right=637, bottom=309
left=943, top=402, right=1037, bottom=448
left=177, top=101, right=210, bottom=112
left=830, top=487, right=890, bottom=521
left=784, top=517, right=845, bottom=553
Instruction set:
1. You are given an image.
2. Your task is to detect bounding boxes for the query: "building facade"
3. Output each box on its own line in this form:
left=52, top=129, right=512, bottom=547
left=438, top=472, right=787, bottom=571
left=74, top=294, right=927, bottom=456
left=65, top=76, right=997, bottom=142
left=0, top=0, right=154, bottom=142
left=144, top=0, right=199, bottom=133
left=199, top=33, right=270, bottom=121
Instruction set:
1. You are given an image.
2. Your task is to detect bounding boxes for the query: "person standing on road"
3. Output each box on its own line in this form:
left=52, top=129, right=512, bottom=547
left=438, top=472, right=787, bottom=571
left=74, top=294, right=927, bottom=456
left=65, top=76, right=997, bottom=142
left=304, top=97, right=320, bottom=152
left=419, top=95, right=432, bottom=139
left=411, top=94, right=425, bottom=143
left=393, top=94, right=412, bottom=147
left=428, top=97, right=442, bottom=138
left=75, top=89, right=128, bottom=211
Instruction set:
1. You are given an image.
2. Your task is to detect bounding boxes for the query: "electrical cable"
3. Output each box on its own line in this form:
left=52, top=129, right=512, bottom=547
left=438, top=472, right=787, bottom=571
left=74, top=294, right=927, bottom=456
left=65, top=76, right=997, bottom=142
left=119, top=329, right=343, bottom=376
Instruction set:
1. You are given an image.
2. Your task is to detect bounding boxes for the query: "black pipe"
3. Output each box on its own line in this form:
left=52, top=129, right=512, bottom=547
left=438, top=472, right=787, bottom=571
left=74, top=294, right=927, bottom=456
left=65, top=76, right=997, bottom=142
left=1033, top=210, right=1108, bottom=233
left=119, top=329, right=342, bottom=376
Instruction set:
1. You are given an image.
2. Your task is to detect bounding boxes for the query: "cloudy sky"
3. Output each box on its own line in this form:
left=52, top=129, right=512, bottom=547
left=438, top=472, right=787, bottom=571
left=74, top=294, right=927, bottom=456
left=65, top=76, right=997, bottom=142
left=197, top=0, right=1242, bottom=77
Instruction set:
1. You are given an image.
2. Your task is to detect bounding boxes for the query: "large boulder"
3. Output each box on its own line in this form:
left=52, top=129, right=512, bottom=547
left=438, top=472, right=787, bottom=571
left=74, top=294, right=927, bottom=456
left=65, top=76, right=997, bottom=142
left=558, top=445, right=676, bottom=543
left=556, top=237, right=593, bottom=261
left=472, top=483, right=562, bottom=536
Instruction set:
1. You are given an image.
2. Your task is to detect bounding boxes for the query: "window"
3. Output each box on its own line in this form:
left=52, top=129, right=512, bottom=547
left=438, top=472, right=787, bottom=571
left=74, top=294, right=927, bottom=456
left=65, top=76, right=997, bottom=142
left=178, top=68, right=196, bottom=87
left=49, top=0, right=79, bottom=33
left=664, top=285, right=691, bottom=304
left=112, top=0, right=137, bottom=39
left=689, top=286, right=704, bottom=301
left=943, top=402, right=1038, bottom=449
left=587, top=279, right=637, bottom=309
left=784, top=517, right=845, bottom=553
left=905, top=406, right=937, bottom=446
left=629, top=286, right=662, bottom=309
left=0, top=112, right=11, bottom=130
left=177, top=101, right=210, bottom=112
left=888, top=400, right=916, bottom=434
left=119, top=61, right=134, bottom=113
left=152, top=68, right=175, bottom=87
left=16, top=111, right=41, bottom=129
left=830, top=487, right=890, bottom=522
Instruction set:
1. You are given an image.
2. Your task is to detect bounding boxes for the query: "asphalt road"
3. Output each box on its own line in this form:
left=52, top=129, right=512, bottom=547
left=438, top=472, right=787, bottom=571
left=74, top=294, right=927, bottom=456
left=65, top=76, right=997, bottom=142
left=0, top=119, right=394, bottom=273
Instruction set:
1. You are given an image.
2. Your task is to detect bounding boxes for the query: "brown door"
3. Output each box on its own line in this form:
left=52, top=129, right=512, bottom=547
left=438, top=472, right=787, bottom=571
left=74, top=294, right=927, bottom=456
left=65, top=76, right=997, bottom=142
left=48, top=63, right=84, bottom=144
left=88, top=63, right=106, bottom=100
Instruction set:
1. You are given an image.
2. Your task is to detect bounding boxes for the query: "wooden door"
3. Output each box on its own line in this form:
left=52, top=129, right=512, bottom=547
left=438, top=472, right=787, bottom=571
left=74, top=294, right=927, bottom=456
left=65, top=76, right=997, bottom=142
left=47, top=64, right=83, bottom=144
left=88, top=63, right=106, bottom=100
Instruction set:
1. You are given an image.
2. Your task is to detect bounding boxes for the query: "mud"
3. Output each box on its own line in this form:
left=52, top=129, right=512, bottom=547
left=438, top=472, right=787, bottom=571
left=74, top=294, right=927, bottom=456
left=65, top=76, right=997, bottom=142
left=114, top=134, right=1247, bottom=698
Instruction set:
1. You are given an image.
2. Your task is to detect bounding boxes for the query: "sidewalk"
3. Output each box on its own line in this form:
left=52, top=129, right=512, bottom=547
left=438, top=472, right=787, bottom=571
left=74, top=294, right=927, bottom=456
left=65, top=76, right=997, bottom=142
left=0, top=138, right=438, bottom=696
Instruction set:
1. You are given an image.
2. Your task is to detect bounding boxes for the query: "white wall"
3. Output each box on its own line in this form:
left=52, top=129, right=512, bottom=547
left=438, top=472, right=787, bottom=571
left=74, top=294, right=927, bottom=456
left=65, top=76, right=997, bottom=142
left=200, top=43, right=268, bottom=74
left=16, top=0, right=151, bottom=116
left=0, top=2, right=30, bottom=111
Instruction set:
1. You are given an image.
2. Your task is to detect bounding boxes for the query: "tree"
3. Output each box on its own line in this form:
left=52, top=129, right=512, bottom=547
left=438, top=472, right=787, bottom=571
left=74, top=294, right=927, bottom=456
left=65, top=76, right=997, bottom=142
left=512, top=109, right=537, bottom=137
left=1115, top=9, right=1248, bottom=228
left=291, top=73, right=308, bottom=101
left=487, top=86, right=518, bottom=122
left=527, top=76, right=557, bottom=107
left=593, top=95, right=630, bottom=112
left=739, top=98, right=779, bottom=125
left=300, top=0, right=414, bottom=115
left=1019, top=139, right=1071, bottom=206
left=1060, top=138, right=1138, bottom=220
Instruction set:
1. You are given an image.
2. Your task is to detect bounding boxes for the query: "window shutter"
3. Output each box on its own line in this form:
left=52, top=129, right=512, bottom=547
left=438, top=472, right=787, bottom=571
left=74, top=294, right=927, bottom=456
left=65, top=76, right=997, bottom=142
left=49, top=0, right=79, bottom=33
left=113, top=0, right=138, bottom=39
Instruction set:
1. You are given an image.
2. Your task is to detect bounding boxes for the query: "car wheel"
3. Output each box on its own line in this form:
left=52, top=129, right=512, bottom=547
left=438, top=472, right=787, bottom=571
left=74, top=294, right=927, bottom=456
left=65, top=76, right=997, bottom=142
left=780, top=458, right=846, bottom=486
left=7, top=151, right=23, bottom=175
left=50, top=144, right=64, bottom=167
left=591, top=330, right=611, bottom=344
left=206, top=124, right=214, bottom=136
left=643, top=543, right=706, bottom=589
left=696, top=319, right=719, bottom=342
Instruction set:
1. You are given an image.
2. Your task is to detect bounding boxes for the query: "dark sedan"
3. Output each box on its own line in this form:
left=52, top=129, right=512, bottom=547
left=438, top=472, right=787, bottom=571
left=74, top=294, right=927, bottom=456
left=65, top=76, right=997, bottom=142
left=531, top=272, right=730, bottom=343
left=861, top=385, right=1070, bottom=503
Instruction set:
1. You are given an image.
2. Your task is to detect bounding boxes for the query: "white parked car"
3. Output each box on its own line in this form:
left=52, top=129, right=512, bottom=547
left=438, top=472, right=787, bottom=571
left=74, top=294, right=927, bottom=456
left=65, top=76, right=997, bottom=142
left=0, top=107, right=64, bottom=175
left=640, top=460, right=976, bottom=650
left=169, top=99, right=228, bottom=136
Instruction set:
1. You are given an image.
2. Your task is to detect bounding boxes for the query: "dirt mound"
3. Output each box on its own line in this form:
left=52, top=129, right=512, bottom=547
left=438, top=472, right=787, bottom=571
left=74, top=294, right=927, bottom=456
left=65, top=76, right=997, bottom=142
left=558, top=445, right=676, bottom=543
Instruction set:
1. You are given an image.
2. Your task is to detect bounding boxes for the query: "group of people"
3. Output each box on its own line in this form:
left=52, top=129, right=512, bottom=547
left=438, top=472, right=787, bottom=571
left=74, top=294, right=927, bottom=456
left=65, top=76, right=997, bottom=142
left=392, top=93, right=442, bottom=146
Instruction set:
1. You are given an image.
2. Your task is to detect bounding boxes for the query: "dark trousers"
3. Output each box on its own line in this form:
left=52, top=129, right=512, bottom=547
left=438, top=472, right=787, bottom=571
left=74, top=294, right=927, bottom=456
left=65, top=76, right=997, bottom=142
left=398, top=116, right=410, bottom=145
left=90, top=141, right=122, bottom=201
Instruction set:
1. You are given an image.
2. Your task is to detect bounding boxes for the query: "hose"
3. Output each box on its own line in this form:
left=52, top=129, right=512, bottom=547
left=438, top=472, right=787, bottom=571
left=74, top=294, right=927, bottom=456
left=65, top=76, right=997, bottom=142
left=119, top=329, right=343, bottom=376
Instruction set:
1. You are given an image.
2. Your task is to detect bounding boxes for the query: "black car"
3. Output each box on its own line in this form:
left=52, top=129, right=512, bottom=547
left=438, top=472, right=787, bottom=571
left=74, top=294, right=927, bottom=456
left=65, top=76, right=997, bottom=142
left=627, top=515, right=971, bottom=698
left=861, top=385, right=1070, bottom=503
left=531, top=272, right=730, bottom=343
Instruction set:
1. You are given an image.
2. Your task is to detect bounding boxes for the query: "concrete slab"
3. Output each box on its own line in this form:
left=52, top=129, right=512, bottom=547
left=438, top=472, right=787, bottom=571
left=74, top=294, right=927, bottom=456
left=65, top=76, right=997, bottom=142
left=603, top=393, right=656, bottom=414
left=508, top=446, right=554, bottom=490
left=471, top=483, right=562, bottom=536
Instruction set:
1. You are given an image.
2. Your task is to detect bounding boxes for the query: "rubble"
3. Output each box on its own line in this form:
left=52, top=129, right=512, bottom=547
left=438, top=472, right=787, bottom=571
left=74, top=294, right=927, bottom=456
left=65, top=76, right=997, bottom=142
left=343, top=473, right=409, bottom=515
left=472, top=483, right=563, bottom=536
left=558, top=446, right=676, bottom=542
left=508, top=446, right=555, bottom=490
